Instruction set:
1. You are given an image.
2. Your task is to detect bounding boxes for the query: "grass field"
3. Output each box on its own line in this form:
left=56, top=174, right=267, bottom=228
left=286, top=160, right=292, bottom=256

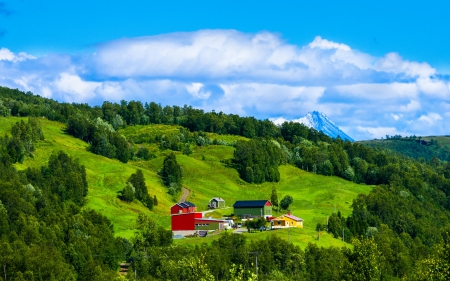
left=0, top=117, right=373, bottom=248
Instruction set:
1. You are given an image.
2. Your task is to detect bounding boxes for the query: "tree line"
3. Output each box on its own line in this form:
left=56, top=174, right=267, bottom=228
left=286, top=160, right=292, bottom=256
left=126, top=224, right=450, bottom=281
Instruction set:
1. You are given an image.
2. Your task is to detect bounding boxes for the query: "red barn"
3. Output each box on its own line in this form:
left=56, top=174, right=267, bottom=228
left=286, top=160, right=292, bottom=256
left=170, top=202, right=196, bottom=215
left=171, top=212, right=203, bottom=231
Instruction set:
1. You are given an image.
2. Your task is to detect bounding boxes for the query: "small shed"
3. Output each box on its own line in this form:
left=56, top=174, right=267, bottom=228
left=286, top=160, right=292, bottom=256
left=271, top=212, right=303, bottom=229
left=208, top=197, right=225, bottom=209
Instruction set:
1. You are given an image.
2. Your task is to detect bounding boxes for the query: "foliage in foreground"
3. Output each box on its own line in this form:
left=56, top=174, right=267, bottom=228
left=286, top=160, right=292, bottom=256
left=0, top=119, right=125, bottom=280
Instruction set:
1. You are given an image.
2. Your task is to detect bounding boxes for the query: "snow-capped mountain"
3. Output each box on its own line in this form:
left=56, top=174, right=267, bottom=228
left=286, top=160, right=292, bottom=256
left=297, top=111, right=354, bottom=142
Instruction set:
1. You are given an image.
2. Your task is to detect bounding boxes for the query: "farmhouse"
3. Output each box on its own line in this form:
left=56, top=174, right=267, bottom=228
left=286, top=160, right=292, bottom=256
left=233, top=200, right=272, bottom=218
left=170, top=201, right=196, bottom=215
left=271, top=212, right=303, bottom=229
left=208, top=197, right=225, bottom=209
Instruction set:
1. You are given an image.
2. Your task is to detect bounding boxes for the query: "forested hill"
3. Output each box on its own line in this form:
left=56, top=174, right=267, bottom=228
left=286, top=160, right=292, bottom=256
left=2, top=86, right=450, bottom=280
left=360, top=135, right=450, bottom=162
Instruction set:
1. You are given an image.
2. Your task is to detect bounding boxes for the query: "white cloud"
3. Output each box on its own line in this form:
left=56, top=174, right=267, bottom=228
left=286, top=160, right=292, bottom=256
left=391, top=113, right=403, bottom=121
left=91, top=30, right=301, bottom=80
left=270, top=117, right=288, bottom=125
left=308, top=36, right=351, bottom=51
left=418, top=113, right=442, bottom=125
left=185, top=83, right=212, bottom=99
left=398, top=100, right=421, bottom=112
left=54, top=73, right=101, bottom=103
left=374, top=52, right=435, bottom=78
left=1, top=29, right=450, bottom=140
left=0, top=47, right=35, bottom=62
left=212, top=83, right=325, bottom=116
left=416, top=77, right=450, bottom=98
left=356, top=126, right=410, bottom=139
left=335, top=83, right=418, bottom=100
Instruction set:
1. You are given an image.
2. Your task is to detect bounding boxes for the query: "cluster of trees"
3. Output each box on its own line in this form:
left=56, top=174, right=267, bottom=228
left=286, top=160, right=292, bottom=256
left=0, top=148, right=125, bottom=280
left=0, top=117, right=132, bottom=280
left=233, top=139, right=285, bottom=183
left=321, top=152, right=450, bottom=279
left=159, top=153, right=183, bottom=195
left=120, top=169, right=158, bottom=210
left=126, top=228, right=450, bottom=281
left=66, top=115, right=131, bottom=163
left=0, top=117, right=44, bottom=163
left=245, top=217, right=267, bottom=232
left=364, top=135, right=450, bottom=162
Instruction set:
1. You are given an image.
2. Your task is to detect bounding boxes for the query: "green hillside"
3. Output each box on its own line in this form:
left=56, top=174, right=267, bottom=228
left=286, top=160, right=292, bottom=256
left=0, top=116, right=372, bottom=247
left=360, top=135, right=450, bottom=162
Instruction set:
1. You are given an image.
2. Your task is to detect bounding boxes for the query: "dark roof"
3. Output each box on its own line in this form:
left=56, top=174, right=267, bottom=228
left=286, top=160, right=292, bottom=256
left=233, top=200, right=271, bottom=208
left=177, top=201, right=196, bottom=208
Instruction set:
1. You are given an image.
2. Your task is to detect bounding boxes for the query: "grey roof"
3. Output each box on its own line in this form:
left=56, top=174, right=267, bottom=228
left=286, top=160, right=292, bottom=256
left=233, top=200, right=271, bottom=208
left=211, top=197, right=225, bottom=202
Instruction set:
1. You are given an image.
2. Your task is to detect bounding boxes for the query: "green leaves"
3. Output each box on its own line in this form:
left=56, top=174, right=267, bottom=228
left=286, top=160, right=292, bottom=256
left=280, top=195, right=293, bottom=211
left=126, top=169, right=155, bottom=210
left=159, top=152, right=183, bottom=188
left=234, top=139, right=281, bottom=184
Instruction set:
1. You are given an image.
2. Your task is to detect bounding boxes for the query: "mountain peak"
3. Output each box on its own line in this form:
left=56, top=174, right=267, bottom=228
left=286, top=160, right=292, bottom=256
left=297, top=111, right=354, bottom=141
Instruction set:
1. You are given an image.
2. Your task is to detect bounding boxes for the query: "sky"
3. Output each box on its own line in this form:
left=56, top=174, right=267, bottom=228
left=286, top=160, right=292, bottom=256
left=1, top=1, right=450, bottom=140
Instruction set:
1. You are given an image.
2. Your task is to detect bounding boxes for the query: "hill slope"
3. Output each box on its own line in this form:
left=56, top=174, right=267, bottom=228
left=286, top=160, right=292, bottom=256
left=360, top=135, right=450, bottom=162
left=0, top=117, right=372, bottom=247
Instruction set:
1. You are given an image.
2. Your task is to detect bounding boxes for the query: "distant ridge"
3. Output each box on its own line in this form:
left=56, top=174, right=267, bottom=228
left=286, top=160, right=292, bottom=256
left=298, top=111, right=354, bottom=142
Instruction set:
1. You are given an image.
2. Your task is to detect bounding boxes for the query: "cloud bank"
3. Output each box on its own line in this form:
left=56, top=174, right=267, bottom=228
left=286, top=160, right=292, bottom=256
left=1, top=29, right=449, bottom=140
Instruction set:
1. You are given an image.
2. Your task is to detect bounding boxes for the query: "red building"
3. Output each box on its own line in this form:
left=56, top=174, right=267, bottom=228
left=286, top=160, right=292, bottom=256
left=170, top=201, right=196, bottom=214
left=171, top=212, right=203, bottom=231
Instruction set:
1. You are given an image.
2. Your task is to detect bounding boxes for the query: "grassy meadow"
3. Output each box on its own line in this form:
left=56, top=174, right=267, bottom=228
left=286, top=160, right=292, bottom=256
left=0, top=116, right=373, bottom=248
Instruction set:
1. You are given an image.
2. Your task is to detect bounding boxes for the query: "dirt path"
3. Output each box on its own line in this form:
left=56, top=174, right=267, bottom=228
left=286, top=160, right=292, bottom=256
left=179, top=187, right=190, bottom=203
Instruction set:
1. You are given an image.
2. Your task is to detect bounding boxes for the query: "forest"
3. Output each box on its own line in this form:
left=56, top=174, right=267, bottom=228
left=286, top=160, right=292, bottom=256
left=361, top=135, right=450, bottom=162
left=2, top=86, right=450, bottom=280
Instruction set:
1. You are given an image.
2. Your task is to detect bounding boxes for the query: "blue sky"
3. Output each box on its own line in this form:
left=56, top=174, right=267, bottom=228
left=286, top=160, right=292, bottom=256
left=1, top=0, right=450, bottom=140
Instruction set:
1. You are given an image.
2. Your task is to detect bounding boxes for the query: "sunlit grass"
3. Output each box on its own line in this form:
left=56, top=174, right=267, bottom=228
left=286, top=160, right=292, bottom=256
left=1, top=117, right=372, bottom=248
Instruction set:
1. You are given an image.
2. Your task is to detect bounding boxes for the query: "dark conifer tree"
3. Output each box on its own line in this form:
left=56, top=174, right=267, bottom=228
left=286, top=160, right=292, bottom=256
left=128, top=169, right=147, bottom=201
left=159, top=153, right=182, bottom=187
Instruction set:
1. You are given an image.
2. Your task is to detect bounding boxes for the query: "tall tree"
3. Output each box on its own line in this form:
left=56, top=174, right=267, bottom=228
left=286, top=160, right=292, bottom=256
left=128, top=169, right=147, bottom=201
left=270, top=186, right=279, bottom=211
left=159, top=153, right=183, bottom=188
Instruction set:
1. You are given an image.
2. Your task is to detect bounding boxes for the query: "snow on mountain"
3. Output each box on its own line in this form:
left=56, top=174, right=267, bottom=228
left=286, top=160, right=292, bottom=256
left=297, top=111, right=354, bottom=141
left=271, top=111, right=354, bottom=141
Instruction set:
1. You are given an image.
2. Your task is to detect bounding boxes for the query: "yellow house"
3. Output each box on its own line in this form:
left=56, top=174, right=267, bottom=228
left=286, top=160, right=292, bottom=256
left=271, top=213, right=303, bottom=229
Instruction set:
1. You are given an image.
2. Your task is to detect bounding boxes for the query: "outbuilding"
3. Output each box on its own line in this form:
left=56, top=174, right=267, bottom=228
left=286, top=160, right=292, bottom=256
left=208, top=197, right=225, bottom=209
left=233, top=200, right=272, bottom=218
